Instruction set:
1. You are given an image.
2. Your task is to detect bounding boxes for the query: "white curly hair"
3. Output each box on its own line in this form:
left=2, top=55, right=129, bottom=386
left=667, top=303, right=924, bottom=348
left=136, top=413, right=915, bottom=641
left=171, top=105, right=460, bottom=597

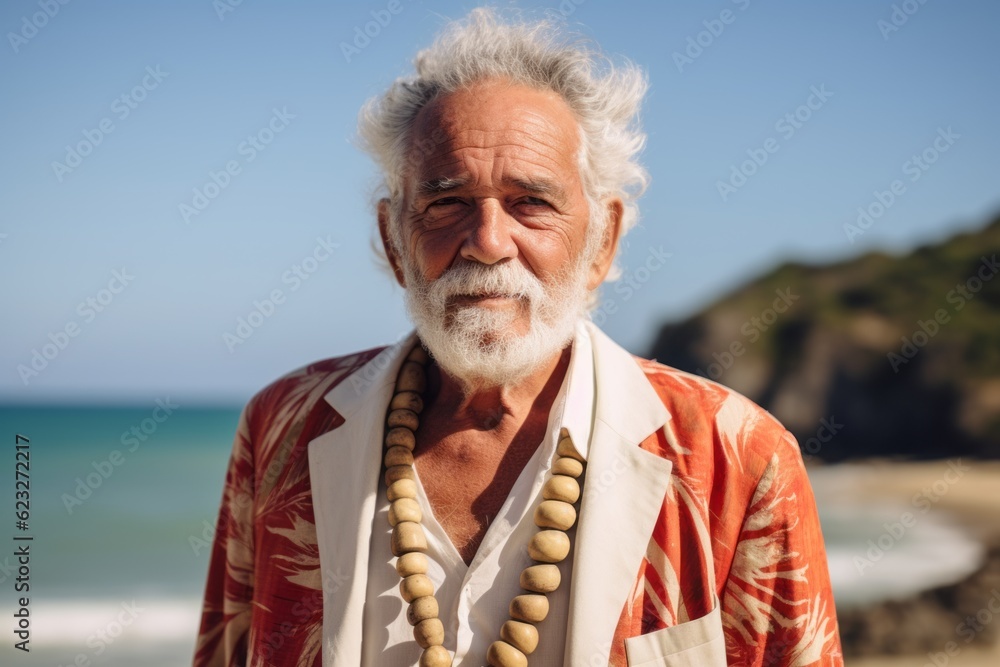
left=357, top=6, right=650, bottom=282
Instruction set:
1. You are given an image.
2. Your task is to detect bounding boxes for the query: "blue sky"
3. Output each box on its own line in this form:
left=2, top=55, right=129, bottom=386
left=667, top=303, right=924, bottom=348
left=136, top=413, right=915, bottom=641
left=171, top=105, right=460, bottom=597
left=2, top=0, right=998, bottom=404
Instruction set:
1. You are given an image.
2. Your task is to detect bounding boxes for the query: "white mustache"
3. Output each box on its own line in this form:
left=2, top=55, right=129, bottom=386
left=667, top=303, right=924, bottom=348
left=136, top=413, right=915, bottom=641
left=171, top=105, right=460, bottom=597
left=431, top=261, right=545, bottom=303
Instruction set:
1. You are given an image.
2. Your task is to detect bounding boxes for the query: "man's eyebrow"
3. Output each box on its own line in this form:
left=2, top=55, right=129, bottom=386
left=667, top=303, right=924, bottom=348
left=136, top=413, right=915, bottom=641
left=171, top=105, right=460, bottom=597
left=414, top=175, right=569, bottom=205
left=415, top=176, right=469, bottom=198
left=506, top=177, right=568, bottom=205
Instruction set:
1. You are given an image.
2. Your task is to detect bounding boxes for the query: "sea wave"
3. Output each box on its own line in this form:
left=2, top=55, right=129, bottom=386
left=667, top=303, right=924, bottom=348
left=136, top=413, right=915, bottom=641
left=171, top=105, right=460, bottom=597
left=809, top=464, right=987, bottom=608
left=1, top=596, right=202, bottom=667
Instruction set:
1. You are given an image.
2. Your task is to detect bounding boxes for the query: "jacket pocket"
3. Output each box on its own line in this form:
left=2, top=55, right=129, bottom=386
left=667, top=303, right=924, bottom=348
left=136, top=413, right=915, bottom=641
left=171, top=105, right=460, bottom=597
left=623, top=600, right=726, bottom=666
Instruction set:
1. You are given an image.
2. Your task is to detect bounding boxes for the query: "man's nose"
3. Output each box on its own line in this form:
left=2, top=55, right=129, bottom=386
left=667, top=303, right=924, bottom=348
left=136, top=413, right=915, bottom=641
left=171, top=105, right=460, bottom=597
left=459, top=199, right=518, bottom=265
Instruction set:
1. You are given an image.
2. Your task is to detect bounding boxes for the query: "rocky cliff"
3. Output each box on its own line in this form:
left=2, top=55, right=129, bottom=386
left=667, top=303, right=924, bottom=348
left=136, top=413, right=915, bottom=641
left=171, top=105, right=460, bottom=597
left=648, top=216, right=1000, bottom=461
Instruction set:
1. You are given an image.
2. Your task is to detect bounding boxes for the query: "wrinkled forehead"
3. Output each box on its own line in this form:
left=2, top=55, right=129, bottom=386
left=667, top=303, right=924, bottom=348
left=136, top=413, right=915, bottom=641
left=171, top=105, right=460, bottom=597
left=402, top=81, right=583, bottom=188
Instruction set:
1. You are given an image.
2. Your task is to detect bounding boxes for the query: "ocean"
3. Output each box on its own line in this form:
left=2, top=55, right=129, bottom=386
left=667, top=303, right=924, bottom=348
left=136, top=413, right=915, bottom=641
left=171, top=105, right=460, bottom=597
left=0, top=404, right=239, bottom=667
left=0, top=405, right=985, bottom=666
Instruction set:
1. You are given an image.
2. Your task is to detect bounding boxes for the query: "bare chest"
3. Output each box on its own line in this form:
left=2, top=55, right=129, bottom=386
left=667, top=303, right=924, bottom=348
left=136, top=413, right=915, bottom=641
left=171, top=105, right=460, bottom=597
left=413, top=427, right=544, bottom=565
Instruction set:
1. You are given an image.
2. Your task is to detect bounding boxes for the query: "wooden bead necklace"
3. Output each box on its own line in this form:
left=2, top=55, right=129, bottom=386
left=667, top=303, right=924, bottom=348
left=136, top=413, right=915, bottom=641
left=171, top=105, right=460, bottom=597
left=383, top=343, right=586, bottom=667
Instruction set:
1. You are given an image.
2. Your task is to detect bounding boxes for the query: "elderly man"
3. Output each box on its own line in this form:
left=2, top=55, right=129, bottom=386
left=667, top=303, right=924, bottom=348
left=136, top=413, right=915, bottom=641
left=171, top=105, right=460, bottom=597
left=194, top=8, right=842, bottom=667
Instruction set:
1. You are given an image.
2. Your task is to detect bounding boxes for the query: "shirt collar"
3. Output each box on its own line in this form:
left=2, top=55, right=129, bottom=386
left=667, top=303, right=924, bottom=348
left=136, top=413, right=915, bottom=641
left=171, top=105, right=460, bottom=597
left=324, top=323, right=595, bottom=463
left=323, top=331, right=418, bottom=421
left=549, top=320, right=594, bottom=462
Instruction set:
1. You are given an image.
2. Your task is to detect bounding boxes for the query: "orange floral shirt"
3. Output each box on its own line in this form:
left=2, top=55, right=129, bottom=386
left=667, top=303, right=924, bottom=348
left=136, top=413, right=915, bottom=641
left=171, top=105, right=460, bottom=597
left=194, top=344, right=843, bottom=666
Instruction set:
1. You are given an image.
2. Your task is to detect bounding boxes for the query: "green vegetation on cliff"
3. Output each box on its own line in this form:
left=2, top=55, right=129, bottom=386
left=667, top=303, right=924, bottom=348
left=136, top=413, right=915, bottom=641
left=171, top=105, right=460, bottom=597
left=649, top=215, right=1000, bottom=460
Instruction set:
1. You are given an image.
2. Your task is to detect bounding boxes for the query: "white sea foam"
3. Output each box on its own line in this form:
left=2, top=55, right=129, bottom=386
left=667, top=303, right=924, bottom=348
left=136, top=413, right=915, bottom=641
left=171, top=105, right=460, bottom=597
left=809, top=465, right=986, bottom=608
left=10, top=596, right=201, bottom=645
left=824, top=505, right=984, bottom=607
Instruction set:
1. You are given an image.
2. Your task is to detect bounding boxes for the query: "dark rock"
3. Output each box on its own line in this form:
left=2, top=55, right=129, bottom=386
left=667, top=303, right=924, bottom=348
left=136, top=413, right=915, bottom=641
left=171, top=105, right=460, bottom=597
left=648, top=216, right=1000, bottom=461
left=837, top=546, right=1000, bottom=656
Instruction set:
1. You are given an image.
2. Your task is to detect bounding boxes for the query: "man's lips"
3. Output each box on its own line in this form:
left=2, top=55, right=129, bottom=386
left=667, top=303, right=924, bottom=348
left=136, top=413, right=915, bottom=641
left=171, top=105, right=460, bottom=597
left=451, top=293, right=521, bottom=306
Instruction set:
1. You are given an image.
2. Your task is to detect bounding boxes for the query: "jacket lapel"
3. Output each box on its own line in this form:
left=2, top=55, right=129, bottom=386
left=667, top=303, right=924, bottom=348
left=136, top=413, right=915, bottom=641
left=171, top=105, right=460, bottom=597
left=308, top=332, right=418, bottom=666
left=564, top=322, right=673, bottom=667
left=306, top=324, right=671, bottom=666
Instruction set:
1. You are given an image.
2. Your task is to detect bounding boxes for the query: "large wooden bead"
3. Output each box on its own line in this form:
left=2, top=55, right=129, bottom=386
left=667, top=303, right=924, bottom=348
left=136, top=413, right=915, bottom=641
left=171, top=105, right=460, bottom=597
left=387, top=478, right=418, bottom=501
left=388, top=498, right=422, bottom=526
left=385, top=445, right=414, bottom=467
left=407, top=345, right=429, bottom=365
left=419, top=644, right=452, bottom=667
left=407, top=596, right=440, bottom=626
left=396, top=361, right=426, bottom=393
left=391, top=521, right=428, bottom=557
left=510, top=594, right=549, bottom=623
left=487, top=640, right=527, bottom=667
left=414, top=617, right=445, bottom=649
left=500, top=620, right=539, bottom=655
left=419, top=647, right=451, bottom=667
left=556, top=435, right=585, bottom=462
left=534, top=500, right=577, bottom=531
left=391, top=390, right=424, bottom=414
left=551, top=456, right=583, bottom=478
left=527, top=529, right=571, bottom=563
left=396, top=551, right=429, bottom=577
left=387, top=408, right=419, bottom=431
left=519, top=564, right=561, bottom=593
left=542, top=475, right=580, bottom=504
left=385, top=464, right=416, bottom=486
left=385, top=427, right=416, bottom=450
left=400, top=574, right=434, bottom=602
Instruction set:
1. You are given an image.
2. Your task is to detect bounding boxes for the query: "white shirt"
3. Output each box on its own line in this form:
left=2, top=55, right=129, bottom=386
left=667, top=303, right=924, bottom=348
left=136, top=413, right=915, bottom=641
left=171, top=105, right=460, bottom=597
left=360, top=322, right=595, bottom=666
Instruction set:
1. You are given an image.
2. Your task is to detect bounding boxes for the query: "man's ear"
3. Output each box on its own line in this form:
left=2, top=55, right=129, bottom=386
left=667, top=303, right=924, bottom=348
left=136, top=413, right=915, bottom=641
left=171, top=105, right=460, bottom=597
left=586, top=197, right=624, bottom=290
left=377, top=198, right=406, bottom=288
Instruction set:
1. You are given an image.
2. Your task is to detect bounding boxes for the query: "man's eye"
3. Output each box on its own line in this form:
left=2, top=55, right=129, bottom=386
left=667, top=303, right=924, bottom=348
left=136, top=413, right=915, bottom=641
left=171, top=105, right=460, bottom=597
left=521, top=197, right=550, bottom=207
left=429, top=197, right=462, bottom=208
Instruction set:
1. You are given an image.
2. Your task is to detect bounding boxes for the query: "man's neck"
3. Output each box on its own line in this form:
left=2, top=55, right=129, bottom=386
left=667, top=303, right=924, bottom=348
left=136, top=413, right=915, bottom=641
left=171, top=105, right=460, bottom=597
left=422, top=343, right=573, bottom=435
left=412, top=340, right=574, bottom=564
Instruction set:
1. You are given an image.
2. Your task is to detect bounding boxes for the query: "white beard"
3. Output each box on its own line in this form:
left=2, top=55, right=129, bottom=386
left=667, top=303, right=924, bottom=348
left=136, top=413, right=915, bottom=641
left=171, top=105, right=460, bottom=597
left=401, top=255, right=591, bottom=391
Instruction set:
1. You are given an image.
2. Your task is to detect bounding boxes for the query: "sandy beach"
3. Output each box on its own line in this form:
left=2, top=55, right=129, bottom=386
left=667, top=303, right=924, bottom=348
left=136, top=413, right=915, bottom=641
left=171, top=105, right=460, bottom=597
left=810, top=459, right=1000, bottom=666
